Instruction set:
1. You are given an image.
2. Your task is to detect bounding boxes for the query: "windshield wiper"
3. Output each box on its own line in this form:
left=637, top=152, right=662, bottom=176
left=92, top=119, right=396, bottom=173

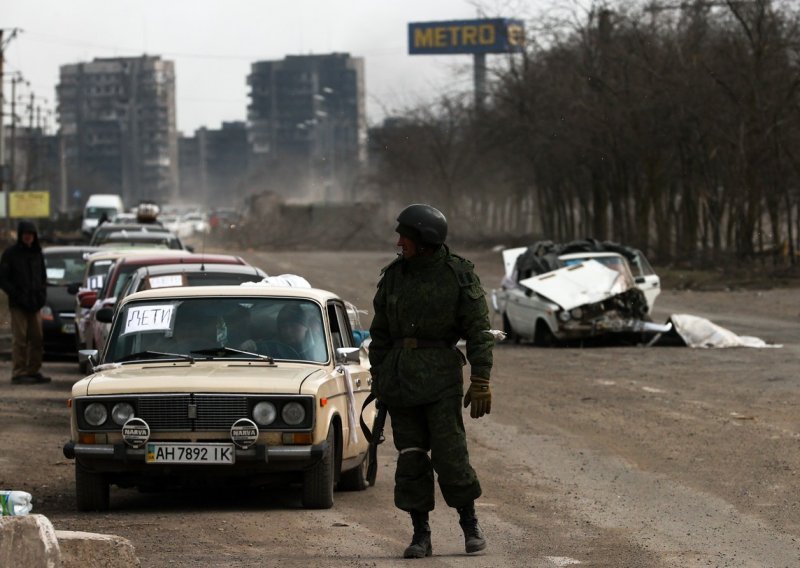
left=116, top=350, right=195, bottom=363
left=190, top=346, right=274, bottom=362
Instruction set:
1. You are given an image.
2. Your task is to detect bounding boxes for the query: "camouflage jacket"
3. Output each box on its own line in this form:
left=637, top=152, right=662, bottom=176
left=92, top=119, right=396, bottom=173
left=369, top=245, right=493, bottom=407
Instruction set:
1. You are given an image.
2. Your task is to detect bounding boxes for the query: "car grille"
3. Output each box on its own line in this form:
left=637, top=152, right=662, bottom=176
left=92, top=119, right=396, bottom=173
left=136, top=394, right=248, bottom=432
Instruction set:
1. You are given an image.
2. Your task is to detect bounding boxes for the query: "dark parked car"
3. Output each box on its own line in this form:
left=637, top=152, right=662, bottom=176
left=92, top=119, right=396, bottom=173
left=42, top=246, right=100, bottom=355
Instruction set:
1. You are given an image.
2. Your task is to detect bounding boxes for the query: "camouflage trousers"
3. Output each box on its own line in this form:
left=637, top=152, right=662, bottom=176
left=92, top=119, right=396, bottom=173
left=388, top=395, right=482, bottom=512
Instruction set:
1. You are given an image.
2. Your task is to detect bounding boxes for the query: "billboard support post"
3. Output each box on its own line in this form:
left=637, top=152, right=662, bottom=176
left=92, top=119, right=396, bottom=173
left=474, top=53, right=487, bottom=110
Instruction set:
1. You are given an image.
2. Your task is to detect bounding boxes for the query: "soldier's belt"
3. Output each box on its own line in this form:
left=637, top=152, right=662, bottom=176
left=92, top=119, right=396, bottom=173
left=393, top=338, right=454, bottom=349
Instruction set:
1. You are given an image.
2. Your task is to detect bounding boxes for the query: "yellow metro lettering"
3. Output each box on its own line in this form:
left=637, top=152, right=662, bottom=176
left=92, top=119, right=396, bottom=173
left=507, top=24, right=525, bottom=46
left=448, top=26, right=461, bottom=45
left=414, top=28, right=435, bottom=48
left=479, top=24, right=496, bottom=45
left=434, top=27, right=447, bottom=47
left=462, top=26, right=478, bottom=45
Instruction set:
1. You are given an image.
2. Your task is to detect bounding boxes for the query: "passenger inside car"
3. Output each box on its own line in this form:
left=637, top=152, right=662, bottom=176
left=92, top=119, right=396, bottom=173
left=258, top=303, right=327, bottom=362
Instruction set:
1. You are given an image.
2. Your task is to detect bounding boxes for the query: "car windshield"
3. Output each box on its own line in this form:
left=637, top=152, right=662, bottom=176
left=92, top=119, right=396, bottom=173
left=561, top=256, right=635, bottom=286
left=85, top=206, right=118, bottom=219
left=86, top=258, right=115, bottom=290
left=104, top=297, right=329, bottom=364
left=44, top=250, right=90, bottom=285
left=97, top=235, right=182, bottom=249
left=136, top=271, right=262, bottom=294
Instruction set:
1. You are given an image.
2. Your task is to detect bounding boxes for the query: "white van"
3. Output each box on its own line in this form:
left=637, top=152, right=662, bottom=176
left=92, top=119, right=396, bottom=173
left=81, top=194, right=125, bottom=236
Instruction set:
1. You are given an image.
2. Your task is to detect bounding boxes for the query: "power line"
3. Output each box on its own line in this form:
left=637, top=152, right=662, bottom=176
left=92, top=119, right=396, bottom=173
left=23, top=31, right=268, bottom=61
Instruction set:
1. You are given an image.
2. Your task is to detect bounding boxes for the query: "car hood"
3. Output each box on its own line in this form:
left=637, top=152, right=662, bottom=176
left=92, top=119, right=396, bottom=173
left=519, top=259, right=631, bottom=311
left=47, top=285, right=76, bottom=312
left=77, top=363, right=327, bottom=396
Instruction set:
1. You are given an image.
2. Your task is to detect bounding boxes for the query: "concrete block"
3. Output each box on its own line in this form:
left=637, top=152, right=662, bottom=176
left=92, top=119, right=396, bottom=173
left=0, top=514, right=61, bottom=568
left=55, top=530, right=140, bottom=568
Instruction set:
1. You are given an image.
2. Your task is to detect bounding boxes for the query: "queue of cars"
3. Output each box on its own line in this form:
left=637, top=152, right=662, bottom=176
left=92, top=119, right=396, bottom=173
left=45, top=212, right=377, bottom=512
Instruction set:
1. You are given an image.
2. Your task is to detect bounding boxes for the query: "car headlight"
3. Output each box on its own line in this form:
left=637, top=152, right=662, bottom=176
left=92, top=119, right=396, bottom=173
left=253, top=401, right=277, bottom=426
left=84, top=402, right=108, bottom=426
left=281, top=402, right=305, bottom=426
left=570, top=307, right=584, bottom=320
left=40, top=305, right=54, bottom=321
left=558, top=310, right=571, bottom=322
left=111, top=402, right=135, bottom=426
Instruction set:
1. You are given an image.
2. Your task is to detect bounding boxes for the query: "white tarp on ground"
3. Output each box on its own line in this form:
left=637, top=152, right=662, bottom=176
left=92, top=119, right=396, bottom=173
left=667, top=314, right=781, bottom=348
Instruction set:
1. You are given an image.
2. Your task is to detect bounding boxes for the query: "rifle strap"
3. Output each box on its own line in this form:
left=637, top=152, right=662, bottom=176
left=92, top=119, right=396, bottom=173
left=360, top=392, right=378, bottom=443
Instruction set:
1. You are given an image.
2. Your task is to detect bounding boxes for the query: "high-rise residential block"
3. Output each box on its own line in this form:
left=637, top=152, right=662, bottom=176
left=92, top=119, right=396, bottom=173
left=247, top=53, right=366, bottom=201
left=57, top=55, right=178, bottom=208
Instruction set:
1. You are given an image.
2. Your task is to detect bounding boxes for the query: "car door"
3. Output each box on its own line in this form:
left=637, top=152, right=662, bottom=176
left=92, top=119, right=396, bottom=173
left=631, top=250, right=661, bottom=312
left=327, top=300, right=371, bottom=456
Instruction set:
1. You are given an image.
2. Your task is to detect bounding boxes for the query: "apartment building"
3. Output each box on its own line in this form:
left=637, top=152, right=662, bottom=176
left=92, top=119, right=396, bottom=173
left=57, top=55, right=179, bottom=208
left=246, top=53, right=366, bottom=201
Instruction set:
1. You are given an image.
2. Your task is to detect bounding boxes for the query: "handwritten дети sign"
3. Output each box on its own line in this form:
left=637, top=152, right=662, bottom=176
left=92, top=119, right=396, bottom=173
left=123, top=304, right=175, bottom=335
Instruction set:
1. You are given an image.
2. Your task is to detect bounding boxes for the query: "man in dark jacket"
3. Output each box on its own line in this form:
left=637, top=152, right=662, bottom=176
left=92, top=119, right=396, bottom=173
left=369, top=204, right=493, bottom=558
left=0, top=221, right=50, bottom=384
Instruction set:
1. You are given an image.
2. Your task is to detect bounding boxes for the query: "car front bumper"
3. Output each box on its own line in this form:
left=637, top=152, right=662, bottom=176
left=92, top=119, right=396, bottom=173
left=63, top=440, right=327, bottom=472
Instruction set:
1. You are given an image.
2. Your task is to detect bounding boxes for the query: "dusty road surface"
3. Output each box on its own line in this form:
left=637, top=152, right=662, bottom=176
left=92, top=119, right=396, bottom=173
left=1, top=248, right=798, bottom=567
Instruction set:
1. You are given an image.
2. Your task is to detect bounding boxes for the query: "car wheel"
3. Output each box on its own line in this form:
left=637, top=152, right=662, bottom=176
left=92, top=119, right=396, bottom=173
left=302, top=428, right=335, bottom=509
left=338, top=451, right=369, bottom=492
left=75, top=460, right=109, bottom=512
left=534, top=320, right=556, bottom=347
left=502, top=313, right=519, bottom=344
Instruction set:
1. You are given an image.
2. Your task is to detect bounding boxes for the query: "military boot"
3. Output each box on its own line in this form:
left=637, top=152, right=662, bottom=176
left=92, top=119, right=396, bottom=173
left=403, top=511, right=432, bottom=558
left=457, top=504, right=486, bottom=553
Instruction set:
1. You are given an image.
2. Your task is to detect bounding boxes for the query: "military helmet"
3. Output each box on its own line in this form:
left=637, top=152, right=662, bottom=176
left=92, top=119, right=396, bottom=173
left=395, top=204, right=448, bottom=246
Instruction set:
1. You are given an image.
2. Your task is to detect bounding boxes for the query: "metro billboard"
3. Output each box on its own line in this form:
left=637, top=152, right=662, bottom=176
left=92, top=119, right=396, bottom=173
left=408, top=18, right=525, bottom=55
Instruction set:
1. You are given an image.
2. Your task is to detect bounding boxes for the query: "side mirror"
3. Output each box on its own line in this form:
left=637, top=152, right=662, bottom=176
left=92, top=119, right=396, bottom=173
left=78, top=290, right=98, bottom=308
left=67, top=282, right=80, bottom=295
left=335, top=347, right=360, bottom=365
left=185, top=245, right=195, bottom=253
left=78, top=349, right=100, bottom=374
left=96, top=307, right=114, bottom=323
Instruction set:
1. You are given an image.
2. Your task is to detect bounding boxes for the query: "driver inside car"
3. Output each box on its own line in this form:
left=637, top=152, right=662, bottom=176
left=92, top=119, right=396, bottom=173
left=152, top=311, right=219, bottom=354
left=259, top=303, right=326, bottom=361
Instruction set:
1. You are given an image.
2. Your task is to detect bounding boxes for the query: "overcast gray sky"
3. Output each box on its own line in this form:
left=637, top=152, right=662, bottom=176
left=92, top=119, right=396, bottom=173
left=5, top=0, right=544, bottom=134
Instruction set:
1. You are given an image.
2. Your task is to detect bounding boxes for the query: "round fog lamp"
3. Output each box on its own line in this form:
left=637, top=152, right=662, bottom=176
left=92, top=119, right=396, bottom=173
left=281, top=402, right=306, bottom=426
left=253, top=401, right=277, bottom=426
left=558, top=311, right=571, bottom=322
left=84, top=402, right=108, bottom=427
left=231, top=418, right=259, bottom=449
left=111, top=402, right=135, bottom=426
left=121, top=417, right=150, bottom=448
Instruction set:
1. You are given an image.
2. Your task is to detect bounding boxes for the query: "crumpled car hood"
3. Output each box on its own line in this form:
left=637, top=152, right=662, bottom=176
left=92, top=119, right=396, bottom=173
left=79, top=363, right=325, bottom=396
left=519, top=260, right=631, bottom=311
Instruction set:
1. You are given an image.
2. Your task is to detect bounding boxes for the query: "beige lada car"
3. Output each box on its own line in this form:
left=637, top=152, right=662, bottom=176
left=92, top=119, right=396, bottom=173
left=63, top=285, right=375, bottom=511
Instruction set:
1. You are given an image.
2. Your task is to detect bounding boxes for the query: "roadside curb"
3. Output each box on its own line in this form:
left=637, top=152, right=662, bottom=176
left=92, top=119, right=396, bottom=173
left=0, top=514, right=140, bottom=567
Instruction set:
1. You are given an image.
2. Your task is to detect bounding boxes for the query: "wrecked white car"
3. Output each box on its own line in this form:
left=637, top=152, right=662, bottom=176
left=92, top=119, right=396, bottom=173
left=492, top=246, right=670, bottom=345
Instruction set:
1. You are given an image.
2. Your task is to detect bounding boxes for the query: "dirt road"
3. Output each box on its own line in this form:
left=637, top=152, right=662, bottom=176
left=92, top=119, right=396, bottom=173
left=1, top=248, right=798, bottom=567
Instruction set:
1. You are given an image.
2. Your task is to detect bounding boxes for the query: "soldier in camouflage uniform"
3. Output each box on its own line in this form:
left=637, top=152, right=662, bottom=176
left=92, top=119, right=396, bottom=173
left=369, top=204, right=493, bottom=558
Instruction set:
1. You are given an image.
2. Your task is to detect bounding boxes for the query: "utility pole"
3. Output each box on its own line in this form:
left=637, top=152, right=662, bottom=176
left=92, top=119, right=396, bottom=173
left=9, top=72, right=21, bottom=194
left=0, top=28, right=21, bottom=231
